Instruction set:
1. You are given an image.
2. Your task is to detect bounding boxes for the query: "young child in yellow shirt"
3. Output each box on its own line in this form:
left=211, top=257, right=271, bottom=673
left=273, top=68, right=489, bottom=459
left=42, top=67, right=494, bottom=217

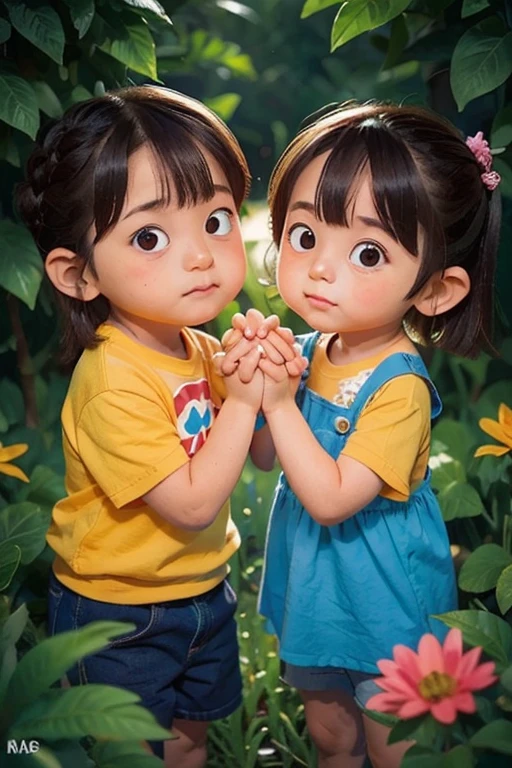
left=16, top=85, right=301, bottom=767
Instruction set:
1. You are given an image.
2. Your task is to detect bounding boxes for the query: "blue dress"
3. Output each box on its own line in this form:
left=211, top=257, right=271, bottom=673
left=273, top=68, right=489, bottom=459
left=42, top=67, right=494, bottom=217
left=258, top=332, right=457, bottom=674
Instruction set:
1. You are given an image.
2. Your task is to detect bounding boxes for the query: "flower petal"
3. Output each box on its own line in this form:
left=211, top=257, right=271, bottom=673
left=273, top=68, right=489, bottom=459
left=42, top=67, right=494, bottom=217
left=431, top=697, right=457, bottom=724
left=474, top=445, right=510, bottom=458
left=417, top=634, right=444, bottom=676
left=478, top=418, right=507, bottom=446
left=366, top=692, right=404, bottom=713
left=455, top=646, right=482, bottom=680
left=443, top=628, right=463, bottom=676
left=0, top=443, right=29, bottom=462
left=377, top=659, right=399, bottom=677
left=393, top=644, right=422, bottom=682
left=0, top=462, right=29, bottom=483
left=459, top=662, right=497, bottom=692
left=397, top=698, right=430, bottom=719
left=374, top=673, right=418, bottom=698
left=498, top=404, right=512, bottom=439
left=452, top=692, right=476, bottom=714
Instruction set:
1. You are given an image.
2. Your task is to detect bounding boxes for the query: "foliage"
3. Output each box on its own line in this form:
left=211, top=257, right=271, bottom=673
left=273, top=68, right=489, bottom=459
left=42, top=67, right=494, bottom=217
left=0, top=1, right=511, bottom=766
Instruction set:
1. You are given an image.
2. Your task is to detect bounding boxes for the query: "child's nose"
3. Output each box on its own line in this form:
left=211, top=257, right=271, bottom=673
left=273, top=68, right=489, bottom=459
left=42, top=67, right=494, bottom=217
left=308, top=251, right=336, bottom=282
left=183, top=246, right=214, bottom=271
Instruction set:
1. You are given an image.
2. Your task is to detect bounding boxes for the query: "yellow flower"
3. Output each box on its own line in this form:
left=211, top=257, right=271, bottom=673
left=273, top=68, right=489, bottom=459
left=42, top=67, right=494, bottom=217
left=0, top=442, right=29, bottom=482
left=474, top=403, right=512, bottom=458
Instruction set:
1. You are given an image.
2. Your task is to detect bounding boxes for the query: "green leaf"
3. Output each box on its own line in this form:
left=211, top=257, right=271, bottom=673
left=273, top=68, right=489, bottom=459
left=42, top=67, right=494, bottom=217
left=301, top=0, right=341, bottom=19
left=31, top=82, right=63, bottom=119
left=9, top=684, right=171, bottom=742
left=204, top=93, right=241, bottom=121
left=100, top=18, right=157, bottom=79
left=0, top=73, right=39, bottom=140
left=469, top=720, right=512, bottom=755
left=400, top=745, right=438, bottom=768
left=439, top=482, right=484, bottom=522
left=0, top=604, right=29, bottom=699
left=442, top=745, right=474, bottom=767
left=501, top=665, right=512, bottom=694
left=382, top=13, right=408, bottom=70
left=434, top=610, right=512, bottom=668
left=491, top=103, right=512, bottom=148
left=5, top=622, right=137, bottom=724
left=361, top=707, right=399, bottom=728
left=450, top=17, right=512, bottom=112
left=430, top=455, right=465, bottom=493
left=63, top=0, right=95, bottom=38
left=5, top=2, right=65, bottom=65
left=0, top=503, right=50, bottom=566
left=0, top=18, right=11, bottom=43
left=459, top=544, right=512, bottom=593
left=122, top=0, right=171, bottom=24
left=461, top=0, right=489, bottom=18
left=331, top=0, right=412, bottom=50
left=0, top=220, right=43, bottom=308
left=389, top=714, right=445, bottom=747
left=496, top=565, right=512, bottom=615
left=90, top=740, right=168, bottom=767
left=431, top=418, right=474, bottom=465
left=0, top=542, right=22, bottom=591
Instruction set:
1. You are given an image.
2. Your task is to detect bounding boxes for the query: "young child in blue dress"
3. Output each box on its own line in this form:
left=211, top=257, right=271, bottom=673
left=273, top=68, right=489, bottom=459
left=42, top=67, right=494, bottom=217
left=219, top=103, right=501, bottom=768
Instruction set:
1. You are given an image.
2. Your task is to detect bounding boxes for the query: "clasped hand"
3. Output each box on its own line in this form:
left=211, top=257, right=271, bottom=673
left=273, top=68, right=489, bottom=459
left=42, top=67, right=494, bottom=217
left=213, top=308, right=307, bottom=413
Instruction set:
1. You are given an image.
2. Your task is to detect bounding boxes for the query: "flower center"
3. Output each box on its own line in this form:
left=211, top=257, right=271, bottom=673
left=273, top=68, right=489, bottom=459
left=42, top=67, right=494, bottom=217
left=418, top=671, right=457, bottom=702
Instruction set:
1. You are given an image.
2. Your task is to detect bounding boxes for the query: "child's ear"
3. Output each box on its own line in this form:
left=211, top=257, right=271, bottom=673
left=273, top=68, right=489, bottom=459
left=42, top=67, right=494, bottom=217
left=413, top=266, right=471, bottom=317
left=45, top=248, right=100, bottom=302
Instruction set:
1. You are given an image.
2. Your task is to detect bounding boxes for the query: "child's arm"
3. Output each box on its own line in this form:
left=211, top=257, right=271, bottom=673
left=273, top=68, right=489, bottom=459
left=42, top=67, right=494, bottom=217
left=142, top=348, right=264, bottom=530
left=259, top=358, right=384, bottom=525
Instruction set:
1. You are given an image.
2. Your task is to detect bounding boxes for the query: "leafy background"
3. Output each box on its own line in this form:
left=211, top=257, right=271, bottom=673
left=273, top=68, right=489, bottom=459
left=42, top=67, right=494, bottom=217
left=0, top=1, right=512, bottom=766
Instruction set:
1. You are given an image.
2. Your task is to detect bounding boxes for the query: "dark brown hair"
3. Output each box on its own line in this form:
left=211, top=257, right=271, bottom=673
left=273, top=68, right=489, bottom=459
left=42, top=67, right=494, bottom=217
left=269, top=102, right=501, bottom=358
left=15, top=86, right=251, bottom=367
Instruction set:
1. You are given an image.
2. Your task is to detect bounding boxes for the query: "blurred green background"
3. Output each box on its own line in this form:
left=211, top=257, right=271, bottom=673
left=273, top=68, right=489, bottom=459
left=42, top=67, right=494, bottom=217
left=1, top=1, right=512, bottom=766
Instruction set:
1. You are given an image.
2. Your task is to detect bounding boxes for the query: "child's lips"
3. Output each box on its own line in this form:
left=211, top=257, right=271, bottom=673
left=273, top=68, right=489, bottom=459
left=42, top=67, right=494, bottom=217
left=304, top=293, right=337, bottom=308
left=184, top=283, right=219, bottom=296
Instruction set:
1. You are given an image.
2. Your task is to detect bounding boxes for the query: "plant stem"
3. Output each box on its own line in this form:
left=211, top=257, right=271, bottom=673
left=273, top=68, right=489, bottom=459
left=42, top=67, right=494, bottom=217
left=6, top=294, right=39, bottom=428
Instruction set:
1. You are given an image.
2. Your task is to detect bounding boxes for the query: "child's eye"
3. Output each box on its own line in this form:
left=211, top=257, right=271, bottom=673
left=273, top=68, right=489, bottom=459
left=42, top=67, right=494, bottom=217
left=288, top=224, right=316, bottom=252
left=205, top=209, right=233, bottom=236
left=349, top=242, right=386, bottom=268
left=132, top=227, right=169, bottom=253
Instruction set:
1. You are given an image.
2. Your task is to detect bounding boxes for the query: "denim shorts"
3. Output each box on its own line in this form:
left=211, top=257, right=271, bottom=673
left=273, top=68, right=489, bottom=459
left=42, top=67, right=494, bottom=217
left=281, top=661, right=381, bottom=709
left=47, top=570, right=242, bottom=755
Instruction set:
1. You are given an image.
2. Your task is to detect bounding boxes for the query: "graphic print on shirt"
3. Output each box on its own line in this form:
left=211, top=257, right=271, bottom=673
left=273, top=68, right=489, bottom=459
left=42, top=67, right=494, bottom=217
left=174, top=378, right=218, bottom=457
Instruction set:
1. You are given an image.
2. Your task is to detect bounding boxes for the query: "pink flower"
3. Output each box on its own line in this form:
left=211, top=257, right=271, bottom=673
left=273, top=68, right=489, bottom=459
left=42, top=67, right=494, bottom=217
left=480, top=171, right=501, bottom=191
left=366, top=629, right=498, bottom=725
left=466, top=131, right=493, bottom=171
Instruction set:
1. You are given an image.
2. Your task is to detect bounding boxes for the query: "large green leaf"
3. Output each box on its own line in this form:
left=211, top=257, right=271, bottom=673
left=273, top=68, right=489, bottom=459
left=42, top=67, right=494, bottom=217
left=450, top=17, right=512, bottom=112
left=5, top=2, right=65, bottom=65
left=100, top=18, right=157, bottom=79
left=63, top=0, right=95, bottom=38
left=459, top=544, right=512, bottom=593
left=438, top=482, right=483, bottom=521
left=431, top=418, right=474, bottom=465
left=0, top=503, right=50, bottom=566
left=400, top=745, right=438, bottom=768
left=301, top=0, right=341, bottom=19
left=0, top=18, right=11, bottom=43
left=430, top=455, right=465, bottom=492
left=491, top=103, right=512, bottom=148
left=442, top=745, right=474, bottom=768
left=90, top=740, right=167, bottom=768
left=0, top=604, right=28, bottom=700
left=461, top=0, right=489, bottom=18
left=0, top=74, right=39, bottom=140
left=5, top=622, right=137, bottom=724
left=204, top=93, right=241, bottom=121
left=331, top=0, right=412, bottom=51
left=434, top=610, right=512, bottom=668
left=123, top=0, right=171, bottom=23
left=0, top=220, right=43, bottom=309
left=501, top=664, right=512, bottom=695
left=470, top=720, right=512, bottom=755
left=496, top=565, right=512, bottom=616
left=31, top=82, right=63, bottom=119
left=0, top=542, right=22, bottom=591
left=9, top=685, right=171, bottom=742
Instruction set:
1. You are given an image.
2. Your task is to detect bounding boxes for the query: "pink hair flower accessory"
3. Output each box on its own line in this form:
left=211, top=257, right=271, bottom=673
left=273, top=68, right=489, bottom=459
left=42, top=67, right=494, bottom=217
left=466, top=131, right=501, bottom=191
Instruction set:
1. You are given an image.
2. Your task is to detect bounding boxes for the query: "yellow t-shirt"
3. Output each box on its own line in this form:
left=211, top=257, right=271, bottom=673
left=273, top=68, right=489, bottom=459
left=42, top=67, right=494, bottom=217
left=48, top=324, right=240, bottom=604
left=307, top=335, right=432, bottom=501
